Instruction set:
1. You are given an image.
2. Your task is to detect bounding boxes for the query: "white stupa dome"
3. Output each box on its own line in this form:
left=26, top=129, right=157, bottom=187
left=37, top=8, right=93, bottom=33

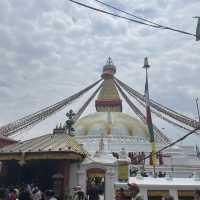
left=74, top=112, right=149, bottom=140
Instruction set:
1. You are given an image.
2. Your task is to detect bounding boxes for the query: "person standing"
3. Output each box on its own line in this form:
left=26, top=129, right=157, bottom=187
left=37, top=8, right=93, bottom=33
left=32, top=187, right=42, bottom=200
left=9, top=188, right=17, bottom=200
left=194, top=190, right=200, bottom=200
left=0, top=188, right=6, bottom=200
left=72, top=186, right=85, bottom=200
left=43, top=190, right=58, bottom=200
left=162, top=194, right=174, bottom=200
left=127, top=183, right=143, bottom=200
left=87, top=183, right=100, bottom=200
left=116, top=188, right=127, bottom=200
left=18, top=186, right=31, bottom=200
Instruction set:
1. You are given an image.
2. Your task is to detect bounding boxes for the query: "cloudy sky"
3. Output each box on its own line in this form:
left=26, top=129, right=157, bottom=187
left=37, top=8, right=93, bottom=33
left=0, top=0, right=200, bottom=144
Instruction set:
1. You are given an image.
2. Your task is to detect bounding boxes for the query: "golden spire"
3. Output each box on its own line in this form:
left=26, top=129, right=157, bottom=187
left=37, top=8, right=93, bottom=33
left=95, top=57, right=122, bottom=112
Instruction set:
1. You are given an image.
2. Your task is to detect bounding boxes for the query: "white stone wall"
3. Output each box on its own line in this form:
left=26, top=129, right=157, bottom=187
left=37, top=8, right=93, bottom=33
left=68, top=163, right=79, bottom=196
left=76, top=161, right=118, bottom=200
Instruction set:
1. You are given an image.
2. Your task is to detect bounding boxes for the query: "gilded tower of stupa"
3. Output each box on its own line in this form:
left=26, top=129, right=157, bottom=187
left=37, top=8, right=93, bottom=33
left=95, top=57, right=122, bottom=112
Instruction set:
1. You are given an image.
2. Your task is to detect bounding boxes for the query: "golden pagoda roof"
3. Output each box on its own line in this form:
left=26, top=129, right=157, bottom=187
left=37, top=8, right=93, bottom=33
left=0, top=132, right=87, bottom=161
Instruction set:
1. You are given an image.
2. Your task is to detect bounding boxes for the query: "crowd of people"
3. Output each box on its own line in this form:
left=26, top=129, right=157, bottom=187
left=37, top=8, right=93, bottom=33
left=1, top=183, right=200, bottom=200
left=0, top=184, right=103, bottom=200
left=0, top=184, right=59, bottom=200
left=0, top=183, right=104, bottom=200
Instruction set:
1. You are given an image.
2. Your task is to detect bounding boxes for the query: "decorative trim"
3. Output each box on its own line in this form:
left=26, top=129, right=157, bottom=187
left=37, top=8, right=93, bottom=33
left=178, top=190, right=194, bottom=197
left=95, top=99, right=122, bottom=106
left=147, top=190, right=169, bottom=197
left=0, top=151, right=84, bottom=161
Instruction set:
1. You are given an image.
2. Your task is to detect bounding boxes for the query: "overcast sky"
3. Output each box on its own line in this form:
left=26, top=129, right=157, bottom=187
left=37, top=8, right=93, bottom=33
left=0, top=0, right=200, bottom=144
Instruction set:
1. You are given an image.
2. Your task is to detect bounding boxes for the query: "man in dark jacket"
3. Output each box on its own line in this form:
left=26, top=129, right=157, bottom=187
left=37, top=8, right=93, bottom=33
left=87, top=183, right=99, bottom=200
left=73, top=186, right=85, bottom=200
left=194, top=190, right=200, bottom=200
left=0, top=188, right=6, bottom=200
left=18, top=186, right=32, bottom=200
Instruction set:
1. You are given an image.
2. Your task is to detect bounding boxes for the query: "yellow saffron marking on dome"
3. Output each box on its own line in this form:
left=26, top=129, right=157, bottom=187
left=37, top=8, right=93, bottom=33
left=74, top=112, right=151, bottom=139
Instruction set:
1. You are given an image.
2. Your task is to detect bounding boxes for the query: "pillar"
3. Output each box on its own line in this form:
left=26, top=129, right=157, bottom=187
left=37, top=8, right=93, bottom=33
left=106, top=167, right=116, bottom=200
left=77, top=169, right=86, bottom=192
left=62, top=161, right=70, bottom=199
left=141, top=188, right=148, bottom=200
left=169, top=189, right=178, bottom=200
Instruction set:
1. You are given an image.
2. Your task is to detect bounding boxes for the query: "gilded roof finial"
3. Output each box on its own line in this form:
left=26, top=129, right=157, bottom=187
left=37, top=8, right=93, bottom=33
left=107, top=57, right=113, bottom=65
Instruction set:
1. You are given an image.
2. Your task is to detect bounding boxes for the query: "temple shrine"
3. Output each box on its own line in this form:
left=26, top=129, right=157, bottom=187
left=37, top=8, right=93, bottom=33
left=0, top=58, right=200, bottom=200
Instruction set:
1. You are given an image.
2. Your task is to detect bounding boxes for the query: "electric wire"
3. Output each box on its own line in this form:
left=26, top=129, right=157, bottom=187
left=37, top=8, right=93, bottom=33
left=68, top=0, right=166, bottom=28
left=69, top=0, right=198, bottom=39
left=92, top=0, right=162, bottom=27
left=86, top=126, right=200, bottom=165
left=93, top=0, right=200, bottom=39
left=143, top=126, right=200, bottom=162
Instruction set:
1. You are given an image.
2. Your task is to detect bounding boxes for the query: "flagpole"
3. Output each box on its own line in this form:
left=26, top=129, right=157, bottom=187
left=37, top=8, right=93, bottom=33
left=195, top=98, right=200, bottom=122
left=143, top=57, right=157, bottom=177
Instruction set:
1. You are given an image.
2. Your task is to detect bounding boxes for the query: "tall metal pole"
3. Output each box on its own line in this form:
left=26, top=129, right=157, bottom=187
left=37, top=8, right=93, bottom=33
left=143, top=57, right=157, bottom=177
left=195, top=98, right=200, bottom=122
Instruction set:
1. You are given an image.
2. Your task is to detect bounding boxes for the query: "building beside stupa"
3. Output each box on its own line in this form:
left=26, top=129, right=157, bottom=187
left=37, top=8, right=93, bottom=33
left=71, top=58, right=200, bottom=200
left=0, top=58, right=200, bottom=200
